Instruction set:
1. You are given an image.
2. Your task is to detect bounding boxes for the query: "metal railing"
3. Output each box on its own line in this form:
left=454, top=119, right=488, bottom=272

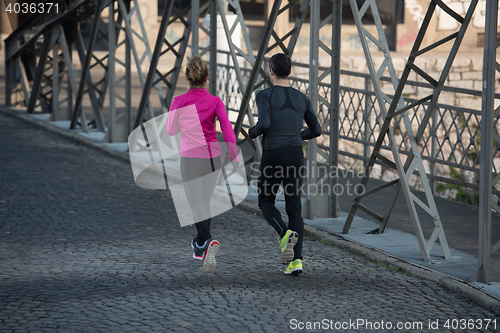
left=213, top=52, right=495, bottom=201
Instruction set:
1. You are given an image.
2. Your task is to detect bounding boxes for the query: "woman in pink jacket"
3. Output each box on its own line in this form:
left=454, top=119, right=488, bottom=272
left=166, top=56, right=238, bottom=273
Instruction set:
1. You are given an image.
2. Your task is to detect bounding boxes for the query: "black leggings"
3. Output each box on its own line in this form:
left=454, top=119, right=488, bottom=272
left=180, top=156, right=221, bottom=246
left=258, top=146, right=304, bottom=260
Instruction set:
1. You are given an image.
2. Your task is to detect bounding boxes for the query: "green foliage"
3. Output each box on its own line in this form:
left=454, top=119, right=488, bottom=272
left=455, top=188, right=477, bottom=206
left=449, top=166, right=460, bottom=180
left=435, top=182, right=448, bottom=192
left=457, top=113, right=467, bottom=127
left=434, top=171, right=479, bottom=206
left=375, top=261, right=406, bottom=273
left=467, top=148, right=478, bottom=162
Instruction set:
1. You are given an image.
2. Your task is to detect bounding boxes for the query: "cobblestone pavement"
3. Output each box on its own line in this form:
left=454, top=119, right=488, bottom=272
left=0, top=112, right=499, bottom=333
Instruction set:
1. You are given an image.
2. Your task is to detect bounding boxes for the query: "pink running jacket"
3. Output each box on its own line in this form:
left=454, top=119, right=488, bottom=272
left=166, top=88, right=238, bottom=161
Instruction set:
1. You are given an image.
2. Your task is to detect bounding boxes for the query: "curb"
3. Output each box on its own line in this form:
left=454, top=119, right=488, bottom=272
left=0, top=108, right=130, bottom=164
left=300, top=226, right=500, bottom=316
left=2, top=106, right=500, bottom=316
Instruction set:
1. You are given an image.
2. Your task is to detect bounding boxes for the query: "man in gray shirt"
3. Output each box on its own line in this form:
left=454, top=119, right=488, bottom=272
left=249, top=53, right=321, bottom=275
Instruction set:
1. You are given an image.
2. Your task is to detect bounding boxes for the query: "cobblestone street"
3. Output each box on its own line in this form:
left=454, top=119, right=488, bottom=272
left=1, top=112, right=499, bottom=332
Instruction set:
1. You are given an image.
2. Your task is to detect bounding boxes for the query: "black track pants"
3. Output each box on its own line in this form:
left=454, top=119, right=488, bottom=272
left=257, top=146, right=304, bottom=260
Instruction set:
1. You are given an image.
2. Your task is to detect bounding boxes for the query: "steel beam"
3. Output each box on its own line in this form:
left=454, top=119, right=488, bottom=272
left=306, top=0, right=320, bottom=219
left=303, top=0, right=341, bottom=219
left=471, top=0, right=500, bottom=283
left=208, top=0, right=217, bottom=96
left=27, top=26, right=60, bottom=114
left=329, top=0, right=342, bottom=219
left=70, top=0, right=106, bottom=132
left=71, top=24, right=103, bottom=128
left=233, top=0, right=310, bottom=138
left=55, top=25, right=79, bottom=121
left=134, top=0, right=191, bottom=128
left=18, top=58, right=31, bottom=107
left=342, top=0, right=478, bottom=262
left=232, top=0, right=282, bottom=138
left=231, top=0, right=310, bottom=184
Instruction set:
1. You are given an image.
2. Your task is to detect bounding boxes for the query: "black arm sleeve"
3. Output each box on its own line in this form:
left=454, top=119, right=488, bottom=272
left=301, top=99, right=321, bottom=140
left=249, top=90, right=271, bottom=139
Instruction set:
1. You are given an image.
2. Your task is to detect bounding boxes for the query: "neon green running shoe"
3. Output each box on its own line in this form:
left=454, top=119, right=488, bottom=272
left=284, top=259, right=303, bottom=275
left=279, top=230, right=298, bottom=265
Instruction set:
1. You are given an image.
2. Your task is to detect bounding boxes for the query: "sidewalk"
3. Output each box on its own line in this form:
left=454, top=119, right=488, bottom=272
left=0, top=105, right=500, bottom=322
left=2, top=51, right=500, bottom=330
left=2, top=107, right=499, bottom=301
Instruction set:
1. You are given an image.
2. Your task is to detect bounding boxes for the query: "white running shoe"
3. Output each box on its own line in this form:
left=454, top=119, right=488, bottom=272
left=202, top=239, right=220, bottom=273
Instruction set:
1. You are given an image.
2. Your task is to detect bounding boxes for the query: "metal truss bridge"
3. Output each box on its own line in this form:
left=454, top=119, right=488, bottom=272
left=4, top=0, right=500, bottom=282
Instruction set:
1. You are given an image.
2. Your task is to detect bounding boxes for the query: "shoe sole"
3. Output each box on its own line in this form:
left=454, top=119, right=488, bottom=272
left=281, top=231, right=298, bottom=265
left=284, top=267, right=303, bottom=275
left=203, top=240, right=220, bottom=273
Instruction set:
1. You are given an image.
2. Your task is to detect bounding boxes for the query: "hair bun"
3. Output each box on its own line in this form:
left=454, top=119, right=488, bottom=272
left=186, top=55, right=209, bottom=86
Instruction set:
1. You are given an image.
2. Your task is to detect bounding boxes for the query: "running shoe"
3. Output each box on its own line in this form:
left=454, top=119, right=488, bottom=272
left=284, top=259, right=303, bottom=275
left=191, top=237, right=204, bottom=260
left=202, top=239, right=220, bottom=273
left=279, top=230, right=298, bottom=265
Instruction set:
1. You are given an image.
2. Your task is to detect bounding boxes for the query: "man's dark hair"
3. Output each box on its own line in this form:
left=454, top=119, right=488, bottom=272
left=269, top=53, right=292, bottom=80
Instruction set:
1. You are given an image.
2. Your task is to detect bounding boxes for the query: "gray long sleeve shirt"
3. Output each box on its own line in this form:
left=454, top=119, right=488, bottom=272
left=248, top=86, right=321, bottom=150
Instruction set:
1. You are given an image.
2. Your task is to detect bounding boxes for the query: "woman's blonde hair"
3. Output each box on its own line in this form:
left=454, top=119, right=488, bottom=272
left=186, top=55, right=209, bottom=87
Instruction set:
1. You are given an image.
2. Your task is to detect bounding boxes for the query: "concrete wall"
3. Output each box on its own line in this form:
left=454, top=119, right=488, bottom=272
left=246, top=1, right=495, bottom=54
left=0, top=0, right=15, bottom=50
left=396, top=0, right=497, bottom=53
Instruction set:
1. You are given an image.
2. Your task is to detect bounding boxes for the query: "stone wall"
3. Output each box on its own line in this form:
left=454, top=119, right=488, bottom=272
left=338, top=53, right=489, bottom=109
left=327, top=53, right=488, bottom=204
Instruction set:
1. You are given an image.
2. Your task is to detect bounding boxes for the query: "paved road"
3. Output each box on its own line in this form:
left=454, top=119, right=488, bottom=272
left=0, top=112, right=499, bottom=332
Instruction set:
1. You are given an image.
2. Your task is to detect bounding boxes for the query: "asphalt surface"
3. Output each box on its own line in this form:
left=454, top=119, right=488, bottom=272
left=1, top=112, right=500, bottom=332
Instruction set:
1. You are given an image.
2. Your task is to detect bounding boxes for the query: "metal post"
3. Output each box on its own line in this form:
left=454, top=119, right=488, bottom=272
left=307, top=0, right=320, bottom=219
left=125, top=17, right=132, bottom=137
left=108, top=1, right=117, bottom=141
left=27, top=26, right=59, bottom=114
left=134, top=0, right=176, bottom=128
left=226, top=52, right=230, bottom=106
left=71, top=25, right=104, bottom=131
left=364, top=78, right=372, bottom=170
left=54, top=26, right=78, bottom=122
left=330, top=0, right=342, bottom=218
left=209, top=0, right=217, bottom=96
left=232, top=0, right=282, bottom=137
left=70, top=0, right=105, bottom=131
left=51, top=43, right=60, bottom=120
left=430, top=104, right=438, bottom=193
left=5, top=57, right=12, bottom=107
left=192, top=0, right=200, bottom=56
left=472, top=0, right=499, bottom=283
